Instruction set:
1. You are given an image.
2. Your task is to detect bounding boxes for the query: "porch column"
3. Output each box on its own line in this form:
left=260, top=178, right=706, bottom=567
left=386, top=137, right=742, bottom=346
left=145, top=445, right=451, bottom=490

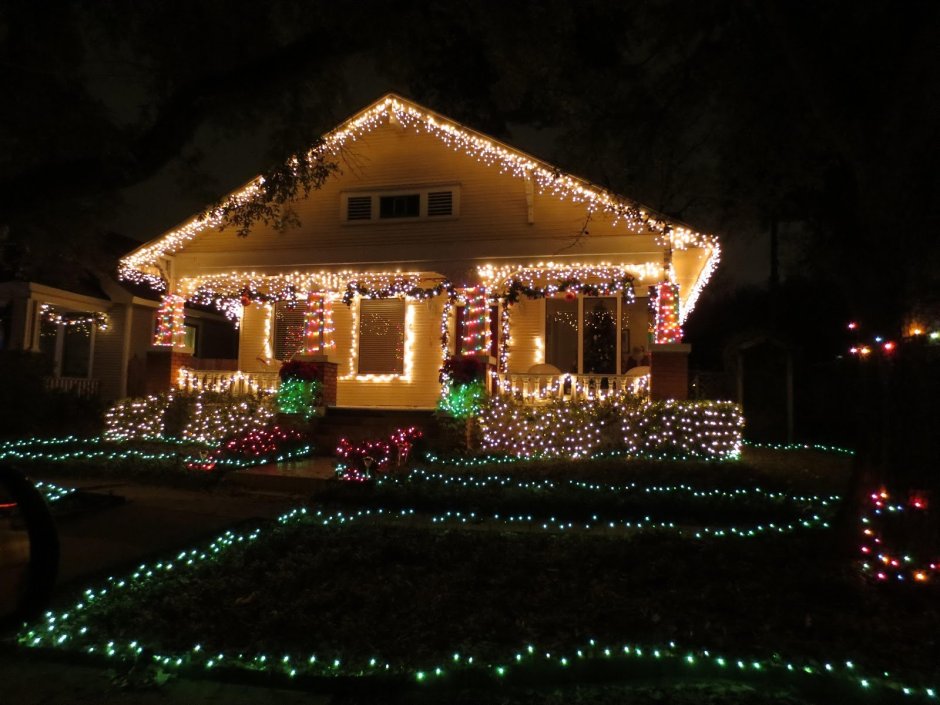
left=650, top=343, right=691, bottom=400
left=145, top=349, right=193, bottom=394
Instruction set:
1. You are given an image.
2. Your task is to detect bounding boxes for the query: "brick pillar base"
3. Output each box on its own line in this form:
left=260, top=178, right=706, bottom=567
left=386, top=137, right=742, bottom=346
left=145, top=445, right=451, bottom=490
left=320, top=361, right=338, bottom=407
left=145, top=349, right=193, bottom=395
left=650, top=343, right=691, bottom=401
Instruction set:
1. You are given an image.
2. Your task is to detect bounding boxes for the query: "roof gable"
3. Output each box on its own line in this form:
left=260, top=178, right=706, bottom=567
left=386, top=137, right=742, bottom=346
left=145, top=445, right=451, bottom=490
left=119, top=94, right=718, bottom=289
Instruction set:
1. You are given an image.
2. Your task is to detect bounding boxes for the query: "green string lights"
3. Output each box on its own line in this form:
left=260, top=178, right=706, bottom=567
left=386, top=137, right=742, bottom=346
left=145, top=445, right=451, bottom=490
left=18, top=506, right=936, bottom=701
left=0, top=436, right=313, bottom=471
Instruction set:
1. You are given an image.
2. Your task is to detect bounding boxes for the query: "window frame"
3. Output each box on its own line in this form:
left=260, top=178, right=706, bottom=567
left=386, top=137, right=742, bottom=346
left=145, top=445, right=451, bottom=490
left=341, top=184, right=460, bottom=224
left=543, top=294, right=634, bottom=376
left=356, top=298, right=407, bottom=376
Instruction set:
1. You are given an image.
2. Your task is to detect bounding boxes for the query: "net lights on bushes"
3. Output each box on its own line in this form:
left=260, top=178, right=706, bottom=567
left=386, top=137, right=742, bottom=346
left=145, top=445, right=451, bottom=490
left=335, top=427, right=422, bottom=480
left=478, top=398, right=743, bottom=461
left=19, top=506, right=932, bottom=701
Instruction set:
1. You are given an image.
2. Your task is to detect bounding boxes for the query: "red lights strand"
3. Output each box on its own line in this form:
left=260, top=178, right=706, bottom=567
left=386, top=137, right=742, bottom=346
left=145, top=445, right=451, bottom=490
left=859, top=488, right=939, bottom=584
left=335, top=427, right=423, bottom=480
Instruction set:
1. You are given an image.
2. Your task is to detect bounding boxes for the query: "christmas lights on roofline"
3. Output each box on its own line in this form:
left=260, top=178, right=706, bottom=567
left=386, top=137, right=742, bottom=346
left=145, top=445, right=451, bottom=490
left=120, top=96, right=719, bottom=285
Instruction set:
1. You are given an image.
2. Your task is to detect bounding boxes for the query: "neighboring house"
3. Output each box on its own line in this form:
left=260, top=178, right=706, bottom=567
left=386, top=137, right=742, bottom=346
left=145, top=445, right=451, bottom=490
left=119, top=94, right=721, bottom=409
left=0, top=276, right=236, bottom=401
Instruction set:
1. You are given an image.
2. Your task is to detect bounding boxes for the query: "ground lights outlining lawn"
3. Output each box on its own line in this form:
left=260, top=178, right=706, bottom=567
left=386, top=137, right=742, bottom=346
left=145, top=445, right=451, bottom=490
left=17, top=504, right=938, bottom=701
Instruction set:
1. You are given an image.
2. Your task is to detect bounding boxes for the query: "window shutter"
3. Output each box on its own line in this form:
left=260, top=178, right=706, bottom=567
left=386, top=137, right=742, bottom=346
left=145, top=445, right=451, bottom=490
left=358, top=299, right=405, bottom=374
left=273, top=302, right=306, bottom=360
left=427, top=190, right=453, bottom=216
left=346, top=195, right=373, bottom=221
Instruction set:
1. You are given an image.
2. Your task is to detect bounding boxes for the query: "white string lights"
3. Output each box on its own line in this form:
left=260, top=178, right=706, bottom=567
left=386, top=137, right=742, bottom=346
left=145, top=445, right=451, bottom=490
left=119, top=96, right=719, bottom=298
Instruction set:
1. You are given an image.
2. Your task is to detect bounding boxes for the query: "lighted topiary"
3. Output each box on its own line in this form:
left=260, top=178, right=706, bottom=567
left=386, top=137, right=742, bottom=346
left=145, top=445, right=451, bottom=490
left=438, top=356, right=488, bottom=449
left=277, top=360, right=322, bottom=418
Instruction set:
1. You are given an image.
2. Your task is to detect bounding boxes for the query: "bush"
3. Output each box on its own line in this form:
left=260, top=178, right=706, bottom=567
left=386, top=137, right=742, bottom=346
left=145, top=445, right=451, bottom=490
left=479, top=396, right=743, bottom=461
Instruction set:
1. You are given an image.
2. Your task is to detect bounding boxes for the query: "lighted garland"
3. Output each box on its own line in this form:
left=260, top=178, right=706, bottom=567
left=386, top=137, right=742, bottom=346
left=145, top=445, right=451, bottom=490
left=342, top=278, right=453, bottom=306
left=17, top=506, right=935, bottom=700
left=39, top=304, right=110, bottom=333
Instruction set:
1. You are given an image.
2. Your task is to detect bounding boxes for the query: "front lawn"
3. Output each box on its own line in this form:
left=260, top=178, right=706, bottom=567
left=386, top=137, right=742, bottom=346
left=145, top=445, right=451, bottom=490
left=18, top=446, right=939, bottom=702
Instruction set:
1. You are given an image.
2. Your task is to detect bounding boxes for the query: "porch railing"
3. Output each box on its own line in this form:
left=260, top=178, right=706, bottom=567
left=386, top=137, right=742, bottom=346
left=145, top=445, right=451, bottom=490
left=176, top=368, right=280, bottom=396
left=492, top=372, right=650, bottom=403
left=43, top=376, right=100, bottom=398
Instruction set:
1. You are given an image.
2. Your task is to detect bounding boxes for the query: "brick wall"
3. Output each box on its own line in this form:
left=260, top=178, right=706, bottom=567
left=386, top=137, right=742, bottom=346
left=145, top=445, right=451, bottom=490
left=650, top=343, right=691, bottom=401
left=145, top=349, right=193, bottom=395
left=320, top=361, right=338, bottom=407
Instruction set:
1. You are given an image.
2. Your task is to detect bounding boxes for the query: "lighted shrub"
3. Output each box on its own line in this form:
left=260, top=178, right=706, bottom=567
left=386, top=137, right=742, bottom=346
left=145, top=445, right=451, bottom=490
left=478, top=397, right=743, bottom=461
left=479, top=397, right=608, bottom=459
left=621, top=400, right=743, bottom=460
left=104, top=391, right=275, bottom=446
left=104, top=394, right=171, bottom=441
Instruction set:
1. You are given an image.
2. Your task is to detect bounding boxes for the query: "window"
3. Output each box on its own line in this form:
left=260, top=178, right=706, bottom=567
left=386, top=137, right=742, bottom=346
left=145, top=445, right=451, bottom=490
left=40, top=310, right=94, bottom=378
left=545, top=299, right=579, bottom=373
left=273, top=301, right=306, bottom=361
left=358, top=299, right=405, bottom=374
left=342, top=186, right=459, bottom=223
left=545, top=296, right=627, bottom=374
left=379, top=194, right=420, bottom=218
left=582, top=297, right=617, bottom=374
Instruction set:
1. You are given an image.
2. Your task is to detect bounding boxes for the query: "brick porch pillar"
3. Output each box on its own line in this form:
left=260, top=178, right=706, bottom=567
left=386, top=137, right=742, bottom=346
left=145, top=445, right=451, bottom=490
left=650, top=343, right=691, bottom=401
left=320, top=361, right=338, bottom=407
left=145, top=349, right=193, bottom=395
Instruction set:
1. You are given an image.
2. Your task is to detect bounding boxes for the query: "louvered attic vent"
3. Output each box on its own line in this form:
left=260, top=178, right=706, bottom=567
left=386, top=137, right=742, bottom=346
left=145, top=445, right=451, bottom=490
left=426, top=190, right=453, bottom=216
left=346, top=195, right=373, bottom=220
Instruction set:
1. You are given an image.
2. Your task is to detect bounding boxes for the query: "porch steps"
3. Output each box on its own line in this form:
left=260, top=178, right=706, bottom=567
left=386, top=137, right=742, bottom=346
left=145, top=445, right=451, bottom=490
left=228, top=409, right=435, bottom=495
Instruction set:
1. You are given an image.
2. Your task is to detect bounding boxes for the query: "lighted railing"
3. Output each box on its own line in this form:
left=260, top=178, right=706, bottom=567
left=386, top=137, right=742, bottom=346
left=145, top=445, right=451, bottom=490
left=43, top=376, right=101, bottom=398
left=492, top=371, right=650, bottom=403
left=177, top=368, right=279, bottom=396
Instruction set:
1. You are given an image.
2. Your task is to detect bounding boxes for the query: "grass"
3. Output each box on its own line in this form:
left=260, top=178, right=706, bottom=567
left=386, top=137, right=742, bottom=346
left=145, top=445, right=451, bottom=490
left=21, top=447, right=938, bottom=702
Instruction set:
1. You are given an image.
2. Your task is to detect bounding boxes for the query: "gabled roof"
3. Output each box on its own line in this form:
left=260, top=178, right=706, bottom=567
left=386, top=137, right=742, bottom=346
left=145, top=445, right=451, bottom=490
left=119, top=93, right=720, bottom=292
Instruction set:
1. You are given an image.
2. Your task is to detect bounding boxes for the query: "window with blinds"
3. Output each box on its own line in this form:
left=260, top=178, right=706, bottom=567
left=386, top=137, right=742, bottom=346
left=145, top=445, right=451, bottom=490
left=358, top=299, right=406, bottom=374
left=273, top=301, right=306, bottom=361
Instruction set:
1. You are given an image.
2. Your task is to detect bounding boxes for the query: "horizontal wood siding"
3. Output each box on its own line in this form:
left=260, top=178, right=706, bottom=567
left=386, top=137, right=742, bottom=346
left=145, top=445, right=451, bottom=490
left=91, top=306, right=124, bottom=401
left=171, top=122, right=678, bottom=292
left=238, top=304, right=273, bottom=373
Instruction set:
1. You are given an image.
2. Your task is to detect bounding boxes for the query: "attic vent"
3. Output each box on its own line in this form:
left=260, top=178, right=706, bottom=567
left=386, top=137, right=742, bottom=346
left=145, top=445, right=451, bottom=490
left=346, top=196, right=372, bottom=220
left=427, top=190, right=453, bottom=217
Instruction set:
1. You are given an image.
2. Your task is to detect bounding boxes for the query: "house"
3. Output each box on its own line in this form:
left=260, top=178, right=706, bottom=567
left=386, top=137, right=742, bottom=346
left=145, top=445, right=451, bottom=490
left=0, top=275, right=236, bottom=401
left=118, top=94, right=720, bottom=409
